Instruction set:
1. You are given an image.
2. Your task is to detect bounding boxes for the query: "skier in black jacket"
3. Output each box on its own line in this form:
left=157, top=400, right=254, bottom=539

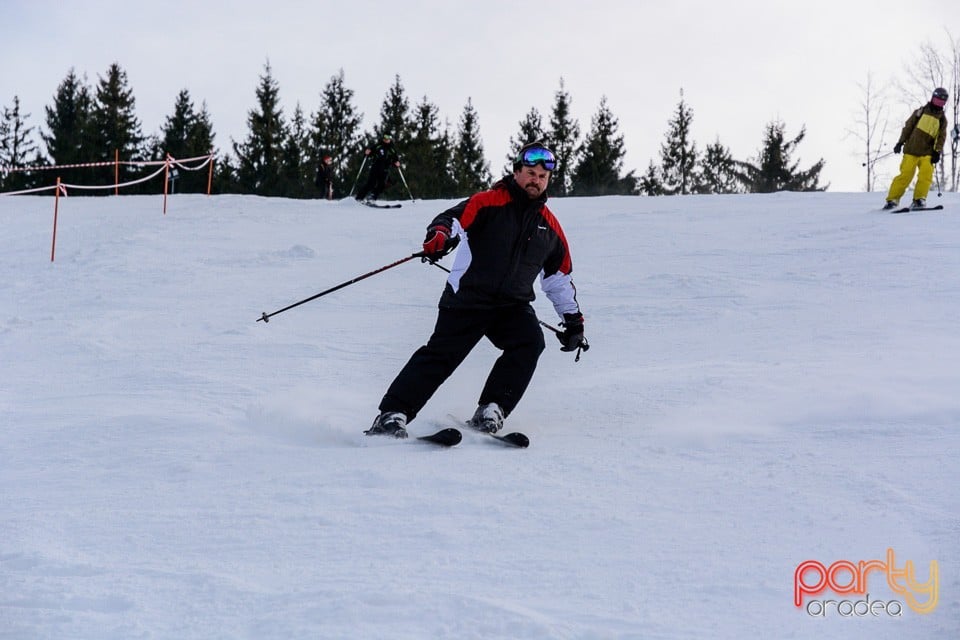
left=315, top=155, right=335, bottom=200
left=366, top=142, right=586, bottom=439
left=355, top=134, right=400, bottom=202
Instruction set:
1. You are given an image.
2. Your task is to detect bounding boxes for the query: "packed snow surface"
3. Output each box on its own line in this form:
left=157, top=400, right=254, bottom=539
left=2, top=190, right=958, bottom=638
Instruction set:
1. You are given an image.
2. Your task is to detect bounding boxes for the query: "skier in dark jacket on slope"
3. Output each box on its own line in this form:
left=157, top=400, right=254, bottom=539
left=355, top=134, right=401, bottom=202
left=366, top=142, right=587, bottom=439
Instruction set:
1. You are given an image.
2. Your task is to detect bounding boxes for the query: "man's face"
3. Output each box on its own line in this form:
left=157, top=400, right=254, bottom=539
left=514, top=165, right=551, bottom=198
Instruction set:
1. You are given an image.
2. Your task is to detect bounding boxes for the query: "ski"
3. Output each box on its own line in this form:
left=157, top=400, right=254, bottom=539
left=417, top=427, right=462, bottom=447
left=891, top=205, right=944, bottom=213
left=450, top=414, right=530, bottom=448
left=364, top=426, right=462, bottom=447
left=359, top=201, right=402, bottom=209
left=480, top=430, right=530, bottom=448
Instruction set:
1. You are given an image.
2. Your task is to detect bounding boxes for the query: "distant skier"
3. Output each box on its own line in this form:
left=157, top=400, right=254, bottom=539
left=365, top=142, right=587, bottom=439
left=315, top=155, right=335, bottom=200
left=355, top=134, right=400, bottom=202
left=883, top=87, right=949, bottom=210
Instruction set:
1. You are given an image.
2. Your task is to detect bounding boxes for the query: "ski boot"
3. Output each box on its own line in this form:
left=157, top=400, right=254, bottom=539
left=469, top=403, right=504, bottom=434
left=365, top=411, right=408, bottom=438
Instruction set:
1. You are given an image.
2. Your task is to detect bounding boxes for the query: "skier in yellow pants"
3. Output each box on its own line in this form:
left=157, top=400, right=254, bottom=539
left=884, top=87, right=949, bottom=210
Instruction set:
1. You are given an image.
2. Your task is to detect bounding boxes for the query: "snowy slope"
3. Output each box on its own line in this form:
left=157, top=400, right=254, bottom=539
left=1, top=190, right=958, bottom=639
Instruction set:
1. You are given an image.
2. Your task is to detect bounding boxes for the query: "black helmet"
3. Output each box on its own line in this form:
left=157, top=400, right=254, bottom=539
left=932, top=87, right=948, bottom=105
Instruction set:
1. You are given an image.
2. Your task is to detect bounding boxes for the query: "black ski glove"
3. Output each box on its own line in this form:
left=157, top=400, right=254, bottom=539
left=893, top=142, right=903, bottom=154
left=423, top=225, right=453, bottom=258
left=556, top=313, right=586, bottom=352
left=931, top=150, right=940, bottom=164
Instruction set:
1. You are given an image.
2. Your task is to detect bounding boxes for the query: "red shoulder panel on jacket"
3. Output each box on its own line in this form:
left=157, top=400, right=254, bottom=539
left=459, top=186, right=512, bottom=230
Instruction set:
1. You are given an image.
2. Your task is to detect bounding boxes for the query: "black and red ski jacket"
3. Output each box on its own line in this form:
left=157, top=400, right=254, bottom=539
left=428, top=175, right=581, bottom=318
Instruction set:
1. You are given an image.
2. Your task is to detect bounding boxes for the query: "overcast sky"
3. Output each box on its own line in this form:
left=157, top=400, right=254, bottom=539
left=2, top=0, right=956, bottom=191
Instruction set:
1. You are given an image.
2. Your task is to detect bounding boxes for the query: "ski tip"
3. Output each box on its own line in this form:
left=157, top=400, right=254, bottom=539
left=496, top=432, right=530, bottom=448
left=418, top=427, right=462, bottom=447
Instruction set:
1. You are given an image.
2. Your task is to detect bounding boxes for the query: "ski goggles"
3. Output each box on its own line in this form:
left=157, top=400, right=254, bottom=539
left=517, top=146, right=557, bottom=171
left=931, top=95, right=947, bottom=108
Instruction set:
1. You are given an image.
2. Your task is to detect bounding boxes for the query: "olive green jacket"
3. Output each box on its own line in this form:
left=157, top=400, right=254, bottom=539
left=898, top=104, right=948, bottom=157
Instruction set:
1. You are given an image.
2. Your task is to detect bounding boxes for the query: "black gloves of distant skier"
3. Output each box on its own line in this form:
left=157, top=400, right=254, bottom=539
left=557, top=313, right=587, bottom=352
left=893, top=142, right=903, bottom=154
left=931, top=151, right=940, bottom=165
left=422, top=225, right=453, bottom=258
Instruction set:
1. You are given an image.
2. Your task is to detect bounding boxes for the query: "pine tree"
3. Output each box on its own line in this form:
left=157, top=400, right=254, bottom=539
left=659, top=91, right=701, bottom=195
left=505, top=107, right=545, bottom=175
left=376, top=75, right=412, bottom=145
left=571, top=96, right=636, bottom=196
left=451, top=97, right=491, bottom=196
left=158, top=90, right=194, bottom=158
left=211, top=152, right=239, bottom=194
left=403, top=96, right=456, bottom=199
left=233, top=62, right=286, bottom=196
left=309, top=69, right=363, bottom=197
left=1, top=95, right=40, bottom=191
left=90, top=62, right=145, bottom=187
left=735, top=121, right=826, bottom=193
left=638, top=162, right=664, bottom=196
left=699, top=140, right=740, bottom=194
left=278, top=104, right=309, bottom=198
left=157, top=89, right=216, bottom=193
left=187, top=102, right=216, bottom=192
left=546, top=78, right=580, bottom=196
left=433, top=124, right=458, bottom=198
left=42, top=68, right=94, bottom=188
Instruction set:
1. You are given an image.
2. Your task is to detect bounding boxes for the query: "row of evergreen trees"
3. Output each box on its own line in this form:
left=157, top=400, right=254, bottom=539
left=0, top=63, right=825, bottom=198
left=640, top=91, right=826, bottom=195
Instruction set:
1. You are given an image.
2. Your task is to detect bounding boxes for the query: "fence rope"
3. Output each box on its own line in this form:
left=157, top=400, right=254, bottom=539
left=60, top=164, right=168, bottom=191
left=1, top=153, right=213, bottom=175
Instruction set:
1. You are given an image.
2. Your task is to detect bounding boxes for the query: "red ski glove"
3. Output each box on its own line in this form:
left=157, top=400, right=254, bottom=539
left=422, top=225, right=452, bottom=258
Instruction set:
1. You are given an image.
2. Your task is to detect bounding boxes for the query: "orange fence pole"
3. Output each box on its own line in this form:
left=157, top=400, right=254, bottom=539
left=207, top=153, right=214, bottom=195
left=163, top=154, right=170, bottom=215
left=51, top=178, right=62, bottom=262
left=114, top=149, right=119, bottom=195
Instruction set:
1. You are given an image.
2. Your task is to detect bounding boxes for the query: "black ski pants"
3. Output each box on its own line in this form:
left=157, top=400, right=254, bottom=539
left=356, top=164, right=389, bottom=200
left=379, top=304, right=546, bottom=422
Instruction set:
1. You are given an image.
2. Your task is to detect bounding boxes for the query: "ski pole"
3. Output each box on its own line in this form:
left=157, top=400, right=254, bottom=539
left=935, top=163, right=943, bottom=197
left=257, top=252, right=426, bottom=323
left=421, top=257, right=589, bottom=358
left=347, top=156, right=368, bottom=198
left=397, top=165, right=415, bottom=201
left=862, top=150, right=895, bottom=167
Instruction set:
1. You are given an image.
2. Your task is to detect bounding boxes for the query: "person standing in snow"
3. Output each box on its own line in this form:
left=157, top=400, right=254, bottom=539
left=365, top=142, right=587, bottom=439
left=355, top=133, right=401, bottom=202
left=883, top=87, right=949, bottom=210
left=315, top=155, right=335, bottom=200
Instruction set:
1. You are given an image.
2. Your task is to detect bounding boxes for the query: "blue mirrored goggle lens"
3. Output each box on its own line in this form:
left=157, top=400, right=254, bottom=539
left=520, top=147, right=557, bottom=171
